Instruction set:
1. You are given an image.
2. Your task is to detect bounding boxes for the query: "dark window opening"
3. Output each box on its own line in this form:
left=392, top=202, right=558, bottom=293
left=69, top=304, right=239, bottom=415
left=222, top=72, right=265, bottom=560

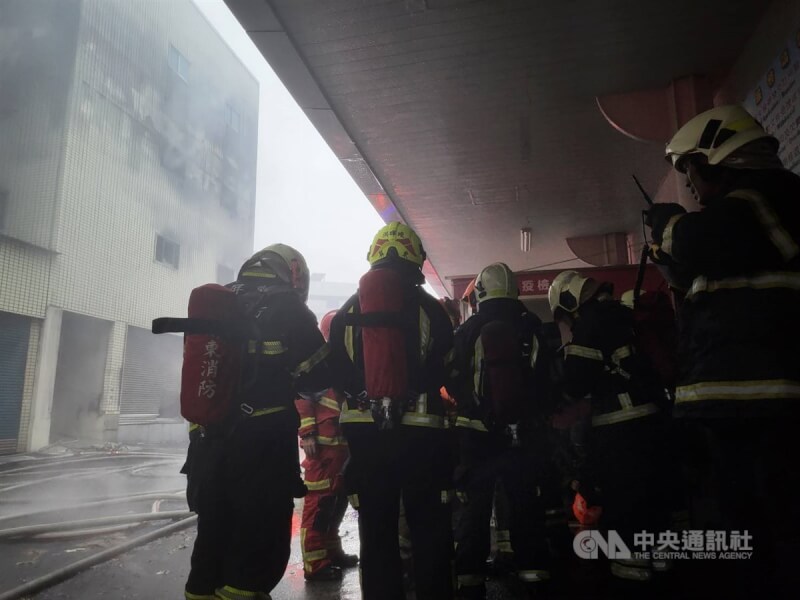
left=168, top=44, right=190, bottom=81
left=155, top=234, right=180, bottom=269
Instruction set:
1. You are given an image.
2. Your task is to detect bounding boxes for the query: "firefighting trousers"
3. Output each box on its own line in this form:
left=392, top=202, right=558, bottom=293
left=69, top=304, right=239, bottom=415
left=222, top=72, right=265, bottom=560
left=344, top=426, right=455, bottom=600
left=185, top=411, right=299, bottom=597
left=300, top=444, right=349, bottom=574
left=682, top=417, right=800, bottom=599
left=579, top=415, right=671, bottom=585
left=454, top=446, right=553, bottom=595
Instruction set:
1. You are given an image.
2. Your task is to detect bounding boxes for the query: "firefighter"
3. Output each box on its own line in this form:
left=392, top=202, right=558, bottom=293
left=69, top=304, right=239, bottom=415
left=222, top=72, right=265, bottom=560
left=327, top=222, right=455, bottom=600
left=296, top=310, right=358, bottom=581
left=451, top=262, right=553, bottom=599
left=647, top=104, right=800, bottom=596
left=184, top=244, right=331, bottom=600
left=548, top=270, right=670, bottom=592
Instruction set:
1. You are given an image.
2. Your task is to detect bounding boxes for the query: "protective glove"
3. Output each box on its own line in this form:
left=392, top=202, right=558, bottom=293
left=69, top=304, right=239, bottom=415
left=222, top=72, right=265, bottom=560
left=644, top=203, right=686, bottom=243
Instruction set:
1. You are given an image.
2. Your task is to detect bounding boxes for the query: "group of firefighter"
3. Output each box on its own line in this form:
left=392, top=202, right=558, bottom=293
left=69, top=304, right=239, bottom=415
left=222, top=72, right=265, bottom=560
left=181, top=103, right=800, bottom=600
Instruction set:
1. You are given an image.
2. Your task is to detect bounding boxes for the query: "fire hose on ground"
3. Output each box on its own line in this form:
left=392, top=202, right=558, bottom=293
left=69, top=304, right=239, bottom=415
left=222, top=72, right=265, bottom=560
left=0, top=514, right=197, bottom=600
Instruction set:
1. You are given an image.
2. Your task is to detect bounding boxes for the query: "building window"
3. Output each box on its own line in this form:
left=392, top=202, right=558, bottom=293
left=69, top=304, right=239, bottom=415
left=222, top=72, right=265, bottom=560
left=168, top=44, right=190, bottom=81
left=217, top=264, right=235, bottom=285
left=225, top=104, right=240, bottom=133
left=155, top=235, right=180, bottom=269
left=0, top=190, right=7, bottom=231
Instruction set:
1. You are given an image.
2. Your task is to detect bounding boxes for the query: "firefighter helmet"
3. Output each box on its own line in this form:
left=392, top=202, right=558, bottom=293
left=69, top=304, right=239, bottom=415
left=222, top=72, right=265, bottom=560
left=238, top=243, right=310, bottom=303
left=548, top=270, right=601, bottom=316
left=319, top=309, right=337, bottom=342
left=475, top=262, right=518, bottom=305
left=665, top=105, right=778, bottom=173
left=367, top=222, right=426, bottom=268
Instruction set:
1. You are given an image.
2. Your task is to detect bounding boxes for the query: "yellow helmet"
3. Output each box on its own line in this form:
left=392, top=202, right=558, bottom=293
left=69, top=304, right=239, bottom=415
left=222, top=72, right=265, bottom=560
left=238, top=243, right=310, bottom=302
left=367, top=222, right=426, bottom=268
left=475, top=262, right=518, bottom=305
left=665, top=105, right=778, bottom=173
left=548, top=270, right=601, bottom=316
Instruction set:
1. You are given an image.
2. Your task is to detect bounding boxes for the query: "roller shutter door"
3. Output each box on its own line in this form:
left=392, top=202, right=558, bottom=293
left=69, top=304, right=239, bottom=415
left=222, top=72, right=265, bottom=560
left=0, top=311, right=31, bottom=455
left=119, top=326, right=182, bottom=424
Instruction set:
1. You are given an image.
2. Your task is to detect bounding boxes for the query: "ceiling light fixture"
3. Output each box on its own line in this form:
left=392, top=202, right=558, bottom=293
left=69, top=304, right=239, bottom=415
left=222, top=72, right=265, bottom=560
left=520, top=227, right=532, bottom=252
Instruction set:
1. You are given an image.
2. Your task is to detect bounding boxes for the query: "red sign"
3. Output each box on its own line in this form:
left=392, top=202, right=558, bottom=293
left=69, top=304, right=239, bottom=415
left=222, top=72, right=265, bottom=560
left=451, top=264, right=667, bottom=302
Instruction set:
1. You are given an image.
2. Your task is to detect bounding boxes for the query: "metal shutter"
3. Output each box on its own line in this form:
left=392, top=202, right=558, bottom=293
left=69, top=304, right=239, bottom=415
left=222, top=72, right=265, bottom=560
left=0, top=311, right=31, bottom=455
left=119, top=326, right=182, bottom=424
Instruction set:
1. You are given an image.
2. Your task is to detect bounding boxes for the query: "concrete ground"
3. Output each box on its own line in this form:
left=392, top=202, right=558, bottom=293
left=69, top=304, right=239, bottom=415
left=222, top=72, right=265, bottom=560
left=0, top=445, right=691, bottom=599
left=0, top=445, right=364, bottom=600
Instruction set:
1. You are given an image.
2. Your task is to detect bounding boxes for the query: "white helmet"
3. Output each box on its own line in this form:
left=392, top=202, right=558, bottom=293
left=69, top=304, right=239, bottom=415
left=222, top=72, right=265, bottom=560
left=238, top=243, right=310, bottom=303
left=548, top=270, right=600, bottom=316
left=665, top=105, right=778, bottom=173
left=474, top=262, right=518, bottom=305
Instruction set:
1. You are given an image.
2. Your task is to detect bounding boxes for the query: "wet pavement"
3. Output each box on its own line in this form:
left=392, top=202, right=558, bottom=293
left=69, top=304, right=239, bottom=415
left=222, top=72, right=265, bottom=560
left=0, top=445, right=675, bottom=599
left=0, top=446, right=358, bottom=599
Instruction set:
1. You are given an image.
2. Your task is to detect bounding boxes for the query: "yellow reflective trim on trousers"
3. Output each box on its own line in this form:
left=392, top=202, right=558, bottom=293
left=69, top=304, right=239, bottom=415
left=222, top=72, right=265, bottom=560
left=660, top=213, right=684, bottom=256
left=455, top=416, right=488, bottom=432
left=592, top=402, right=659, bottom=427
left=188, top=423, right=201, bottom=433
left=301, top=527, right=328, bottom=573
left=344, top=306, right=355, bottom=363
left=497, top=542, right=513, bottom=552
left=564, top=344, right=604, bottom=361
left=617, top=392, right=633, bottom=409
left=729, top=189, right=800, bottom=261
left=292, top=344, right=330, bottom=378
left=249, top=406, right=286, bottom=418
left=518, top=570, right=550, bottom=583
left=318, top=396, right=341, bottom=412
left=348, top=494, right=360, bottom=509
left=610, top=345, right=633, bottom=363
left=496, top=530, right=511, bottom=543
left=687, top=272, right=800, bottom=299
left=458, top=574, right=485, bottom=587
left=246, top=340, right=286, bottom=355
left=610, top=561, right=652, bottom=582
left=316, top=435, right=347, bottom=446
left=305, top=478, right=331, bottom=491
left=300, top=417, right=316, bottom=429
left=675, top=379, right=800, bottom=403
left=340, top=408, right=374, bottom=424
left=400, top=413, right=445, bottom=428
left=216, top=585, right=258, bottom=598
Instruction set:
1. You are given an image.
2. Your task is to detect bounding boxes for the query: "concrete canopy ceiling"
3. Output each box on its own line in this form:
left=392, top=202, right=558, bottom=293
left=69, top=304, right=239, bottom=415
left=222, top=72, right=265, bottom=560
left=224, top=0, right=768, bottom=293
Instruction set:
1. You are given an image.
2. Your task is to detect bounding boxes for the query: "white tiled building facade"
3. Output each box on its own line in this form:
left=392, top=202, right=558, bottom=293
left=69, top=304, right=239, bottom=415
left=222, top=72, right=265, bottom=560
left=0, top=0, right=258, bottom=452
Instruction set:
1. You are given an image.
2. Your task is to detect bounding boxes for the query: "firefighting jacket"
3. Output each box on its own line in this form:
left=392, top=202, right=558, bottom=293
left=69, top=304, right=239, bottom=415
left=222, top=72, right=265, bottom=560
left=327, top=270, right=455, bottom=430
left=561, top=298, right=666, bottom=428
left=295, top=390, right=347, bottom=446
left=230, top=282, right=331, bottom=413
left=451, top=298, right=545, bottom=436
left=651, top=168, right=800, bottom=417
